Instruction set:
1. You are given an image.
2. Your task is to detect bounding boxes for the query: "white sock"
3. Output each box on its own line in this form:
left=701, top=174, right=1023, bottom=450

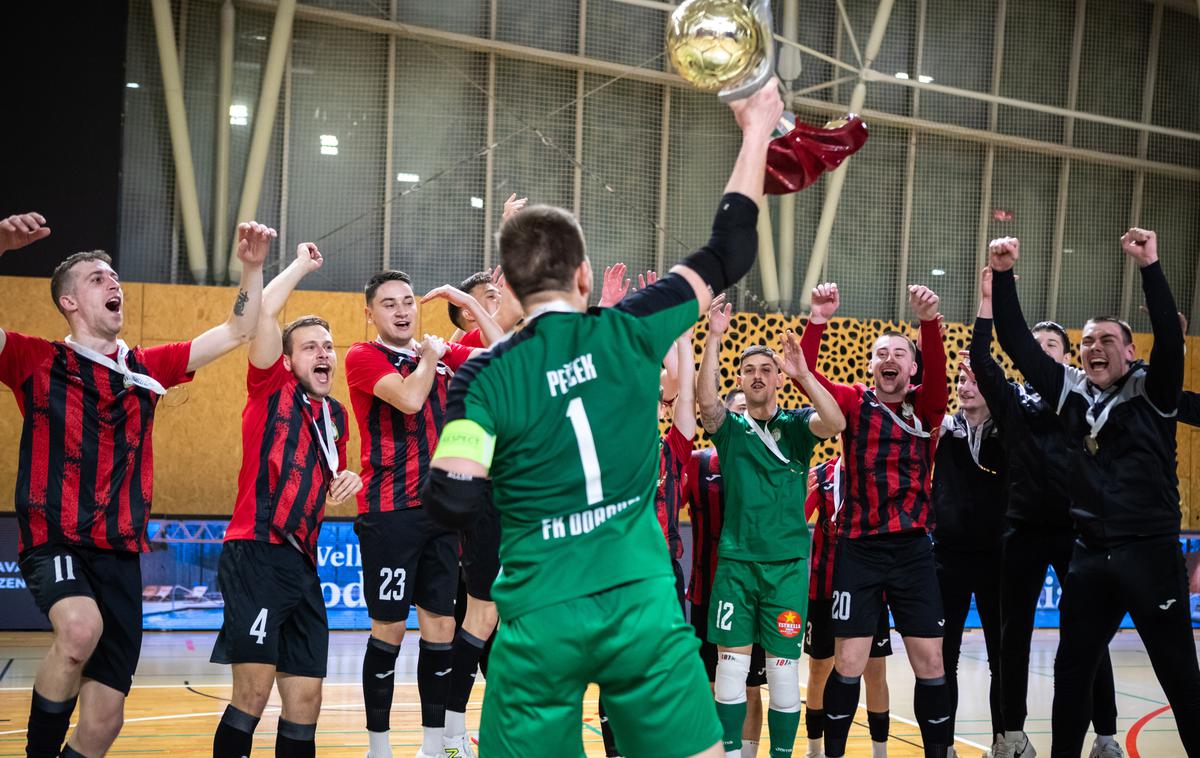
left=807, top=737, right=823, bottom=756
left=421, top=726, right=443, bottom=754
left=872, top=739, right=887, bottom=757
left=1096, top=734, right=1116, bottom=746
left=1005, top=730, right=1028, bottom=745
left=367, top=730, right=392, bottom=758
left=742, top=739, right=759, bottom=757
left=726, top=751, right=741, bottom=758
left=444, top=710, right=466, bottom=739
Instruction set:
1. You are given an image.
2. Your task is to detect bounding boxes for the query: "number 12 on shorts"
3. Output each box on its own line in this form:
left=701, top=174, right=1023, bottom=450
left=715, top=600, right=734, bottom=631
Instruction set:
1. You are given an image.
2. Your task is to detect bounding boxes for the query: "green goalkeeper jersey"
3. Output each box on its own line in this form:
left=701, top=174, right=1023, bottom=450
left=710, top=407, right=818, bottom=562
left=443, top=277, right=699, bottom=620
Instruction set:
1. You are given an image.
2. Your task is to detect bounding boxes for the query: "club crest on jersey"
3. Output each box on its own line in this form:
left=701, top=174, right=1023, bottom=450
left=777, top=610, right=803, bottom=638
left=900, top=402, right=914, bottom=419
left=771, top=427, right=782, bottom=442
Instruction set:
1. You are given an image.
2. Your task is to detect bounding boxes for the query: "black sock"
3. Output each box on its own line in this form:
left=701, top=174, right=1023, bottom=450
left=447, top=629, right=486, bottom=713
left=417, top=638, right=453, bottom=728
left=599, top=700, right=620, bottom=757
left=868, top=710, right=890, bottom=743
left=27, top=690, right=77, bottom=758
left=362, top=636, right=400, bottom=733
left=212, top=704, right=260, bottom=758
left=806, top=707, right=825, bottom=740
left=59, top=747, right=86, bottom=757
left=274, top=718, right=315, bottom=758
left=914, top=677, right=950, bottom=758
left=822, top=672, right=861, bottom=758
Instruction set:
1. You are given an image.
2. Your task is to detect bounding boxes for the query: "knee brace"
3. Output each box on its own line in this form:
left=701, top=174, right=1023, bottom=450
left=765, top=657, right=801, bottom=713
left=715, top=652, right=753, bottom=704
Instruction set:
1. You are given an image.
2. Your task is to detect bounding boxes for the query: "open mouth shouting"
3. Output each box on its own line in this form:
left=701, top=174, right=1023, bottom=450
left=312, top=362, right=332, bottom=387
left=105, top=295, right=122, bottom=313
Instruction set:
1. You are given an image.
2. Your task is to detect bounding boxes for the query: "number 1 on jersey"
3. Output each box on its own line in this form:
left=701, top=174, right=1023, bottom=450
left=566, top=397, right=603, bottom=505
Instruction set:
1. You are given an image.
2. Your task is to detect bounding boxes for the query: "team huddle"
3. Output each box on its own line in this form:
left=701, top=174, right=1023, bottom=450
left=1, top=80, right=1199, bottom=758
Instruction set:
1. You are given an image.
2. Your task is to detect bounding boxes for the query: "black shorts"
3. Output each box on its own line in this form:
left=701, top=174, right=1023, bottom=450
left=461, top=502, right=501, bottom=601
left=690, top=602, right=767, bottom=686
left=356, top=507, right=459, bottom=621
left=210, top=540, right=328, bottom=678
left=19, top=544, right=143, bottom=695
left=805, top=597, right=892, bottom=659
left=831, top=532, right=944, bottom=639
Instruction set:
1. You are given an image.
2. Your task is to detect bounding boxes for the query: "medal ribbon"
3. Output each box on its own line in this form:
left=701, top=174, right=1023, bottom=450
left=64, top=336, right=167, bottom=396
left=742, top=408, right=789, bottom=464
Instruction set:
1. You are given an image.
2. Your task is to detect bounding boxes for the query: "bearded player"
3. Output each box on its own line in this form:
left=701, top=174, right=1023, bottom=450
left=970, top=264, right=1119, bottom=758
left=344, top=273, right=498, bottom=758
left=798, top=282, right=951, bottom=758
left=421, top=79, right=785, bottom=758
left=211, top=242, right=362, bottom=758
left=698, top=300, right=845, bottom=758
left=0, top=213, right=272, bottom=758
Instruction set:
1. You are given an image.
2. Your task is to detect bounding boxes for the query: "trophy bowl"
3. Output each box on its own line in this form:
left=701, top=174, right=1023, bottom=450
left=667, top=0, right=766, bottom=93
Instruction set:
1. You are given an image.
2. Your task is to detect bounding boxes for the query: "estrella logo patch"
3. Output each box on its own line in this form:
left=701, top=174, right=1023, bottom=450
left=777, top=610, right=803, bottom=638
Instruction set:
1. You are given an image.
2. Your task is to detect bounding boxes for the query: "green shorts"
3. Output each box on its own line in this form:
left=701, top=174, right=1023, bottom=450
left=708, top=556, right=809, bottom=659
left=480, top=574, right=722, bottom=758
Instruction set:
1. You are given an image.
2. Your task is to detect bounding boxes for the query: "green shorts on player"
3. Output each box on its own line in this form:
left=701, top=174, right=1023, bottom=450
left=482, top=575, right=721, bottom=757
left=709, top=556, right=809, bottom=659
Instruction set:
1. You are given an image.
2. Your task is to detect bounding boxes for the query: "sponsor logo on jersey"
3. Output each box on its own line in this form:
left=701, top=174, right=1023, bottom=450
left=777, top=609, right=803, bottom=638
left=546, top=353, right=598, bottom=397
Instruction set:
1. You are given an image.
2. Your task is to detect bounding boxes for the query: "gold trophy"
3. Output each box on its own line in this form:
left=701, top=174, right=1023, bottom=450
left=666, top=0, right=775, bottom=102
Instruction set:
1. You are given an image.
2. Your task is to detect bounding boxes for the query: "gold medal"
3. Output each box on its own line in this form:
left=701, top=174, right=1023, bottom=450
left=1085, top=435, right=1099, bottom=455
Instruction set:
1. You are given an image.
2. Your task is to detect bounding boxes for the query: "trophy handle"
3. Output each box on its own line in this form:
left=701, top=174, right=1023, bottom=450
left=718, top=0, right=775, bottom=103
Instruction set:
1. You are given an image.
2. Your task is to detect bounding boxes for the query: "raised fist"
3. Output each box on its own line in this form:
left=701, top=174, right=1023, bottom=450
left=809, top=282, right=840, bottom=323
left=295, top=242, right=323, bottom=272
left=988, top=237, right=1020, bottom=273
left=1120, top=228, right=1157, bottom=267
left=236, top=222, right=277, bottom=267
left=908, top=285, right=940, bottom=322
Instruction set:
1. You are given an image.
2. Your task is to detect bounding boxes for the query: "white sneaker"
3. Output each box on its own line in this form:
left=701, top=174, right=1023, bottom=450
left=1088, top=738, right=1123, bottom=758
left=997, top=731, right=1036, bottom=758
left=442, top=733, right=477, bottom=758
left=983, top=733, right=1006, bottom=758
left=947, top=747, right=959, bottom=758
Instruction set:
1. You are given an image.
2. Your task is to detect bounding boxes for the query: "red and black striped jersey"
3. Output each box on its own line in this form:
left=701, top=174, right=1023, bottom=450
left=806, top=457, right=843, bottom=600
left=0, top=333, right=193, bottom=554
left=655, top=425, right=693, bottom=560
left=344, top=339, right=473, bottom=514
left=799, top=320, right=947, bottom=540
left=683, top=447, right=723, bottom=604
left=225, top=357, right=349, bottom=563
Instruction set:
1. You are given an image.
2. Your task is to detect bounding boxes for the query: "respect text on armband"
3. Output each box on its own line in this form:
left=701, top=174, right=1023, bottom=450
left=541, top=495, right=641, bottom=541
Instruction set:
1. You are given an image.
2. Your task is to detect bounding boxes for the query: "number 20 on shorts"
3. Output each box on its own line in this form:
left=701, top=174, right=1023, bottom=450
left=831, top=591, right=851, bottom=621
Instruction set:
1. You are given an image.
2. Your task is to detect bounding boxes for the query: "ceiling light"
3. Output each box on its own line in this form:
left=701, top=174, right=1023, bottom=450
left=894, top=71, right=910, bottom=80
left=396, top=172, right=420, bottom=182
left=470, top=197, right=484, bottom=209
left=229, top=104, right=248, bottom=126
left=931, top=268, right=946, bottom=276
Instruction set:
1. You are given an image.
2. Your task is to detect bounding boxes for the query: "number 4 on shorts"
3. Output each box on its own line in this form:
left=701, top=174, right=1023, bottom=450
left=250, top=608, right=268, bottom=645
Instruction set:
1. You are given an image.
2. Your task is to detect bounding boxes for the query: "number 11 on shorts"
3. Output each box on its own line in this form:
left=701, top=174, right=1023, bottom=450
left=716, top=600, right=734, bottom=631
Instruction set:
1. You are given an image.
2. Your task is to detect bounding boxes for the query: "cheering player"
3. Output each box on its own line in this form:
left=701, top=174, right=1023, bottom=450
left=685, top=388, right=769, bottom=758
left=931, top=362, right=1006, bottom=754
left=211, top=242, right=362, bottom=758
left=698, top=305, right=845, bottom=758
left=988, top=233, right=1200, bottom=757
left=344, top=272, right=497, bottom=758
left=798, top=282, right=951, bottom=758
left=804, top=456, right=893, bottom=758
left=0, top=213, right=272, bottom=758
left=422, top=78, right=785, bottom=758
left=969, top=265, right=1118, bottom=758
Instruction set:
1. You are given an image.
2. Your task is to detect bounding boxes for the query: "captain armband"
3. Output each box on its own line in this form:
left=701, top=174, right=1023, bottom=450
left=432, top=418, right=496, bottom=468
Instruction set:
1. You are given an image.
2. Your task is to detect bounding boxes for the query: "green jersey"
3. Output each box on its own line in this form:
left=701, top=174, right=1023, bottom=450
left=711, top=407, right=818, bottom=562
left=446, top=281, right=698, bottom=620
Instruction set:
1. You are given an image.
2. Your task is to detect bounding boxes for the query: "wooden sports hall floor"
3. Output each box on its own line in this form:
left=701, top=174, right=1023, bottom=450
left=0, top=630, right=1193, bottom=756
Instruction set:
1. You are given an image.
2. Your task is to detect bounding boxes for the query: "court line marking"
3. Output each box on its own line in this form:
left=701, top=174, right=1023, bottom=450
left=1125, top=704, right=1172, bottom=758
left=0, top=707, right=280, bottom=736
left=798, top=683, right=988, bottom=752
